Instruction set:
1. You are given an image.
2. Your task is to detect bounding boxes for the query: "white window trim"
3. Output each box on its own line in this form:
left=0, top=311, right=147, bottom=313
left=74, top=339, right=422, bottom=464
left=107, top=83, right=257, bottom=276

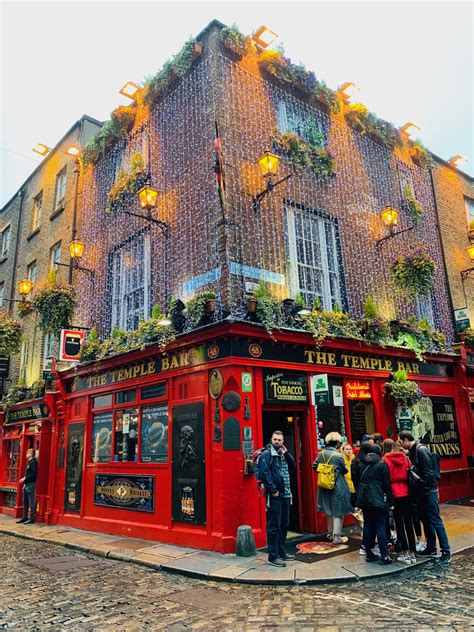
left=19, top=340, right=30, bottom=382
left=0, top=282, right=4, bottom=308
left=50, top=242, right=62, bottom=270
left=1, top=225, right=11, bottom=257
left=32, top=192, right=42, bottom=231
left=54, top=169, right=67, bottom=209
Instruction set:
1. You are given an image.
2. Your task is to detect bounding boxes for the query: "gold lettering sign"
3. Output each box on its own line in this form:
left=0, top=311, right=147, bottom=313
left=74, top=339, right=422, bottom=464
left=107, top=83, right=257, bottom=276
left=305, top=350, right=418, bottom=374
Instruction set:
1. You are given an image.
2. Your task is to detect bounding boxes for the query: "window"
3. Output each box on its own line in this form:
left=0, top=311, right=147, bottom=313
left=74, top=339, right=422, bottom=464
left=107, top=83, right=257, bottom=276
left=5, top=440, right=20, bottom=482
left=93, top=394, right=113, bottom=409
left=110, top=232, right=151, bottom=332
left=114, top=408, right=139, bottom=462
left=54, top=168, right=67, bottom=209
left=287, top=205, right=343, bottom=310
left=276, top=99, right=325, bottom=142
left=50, top=241, right=62, bottom=270
left=1, top=225, right=11, bottom=257
left=465, top=197, right=474, bottom=231
left=416, top=294, right=435, bottom=327
left=32, top=191, right=43, bottom=231
left=44, top=333, right=56, bottom=359
left=19, top=340, right=29, bottom=382
left=27, top=260, right=37, bottom=287
left=0, top=282, right=4, bottom=307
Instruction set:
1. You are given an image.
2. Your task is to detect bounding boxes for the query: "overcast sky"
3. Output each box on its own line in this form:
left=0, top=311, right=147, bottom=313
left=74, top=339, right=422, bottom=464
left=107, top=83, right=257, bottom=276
left=1, top=0, right=472, bottom=207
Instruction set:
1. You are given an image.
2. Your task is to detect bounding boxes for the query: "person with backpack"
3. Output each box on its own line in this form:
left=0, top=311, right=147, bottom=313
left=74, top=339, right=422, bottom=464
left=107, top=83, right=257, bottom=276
left=258, top=430, right=296, bottom=567
left=398, top=430, right=451, bottom=563
left=313, top=432, right=352, bottom=544
left=352, top=442, right=394, bottom=565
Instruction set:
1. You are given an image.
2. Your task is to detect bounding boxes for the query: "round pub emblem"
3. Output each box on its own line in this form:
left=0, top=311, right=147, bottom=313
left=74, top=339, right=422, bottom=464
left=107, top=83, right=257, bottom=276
left=249, top=343, right=263, bottom=358
left=207, top=344, right=220, bottom=360
left=209, top=369, right=224, bottom=399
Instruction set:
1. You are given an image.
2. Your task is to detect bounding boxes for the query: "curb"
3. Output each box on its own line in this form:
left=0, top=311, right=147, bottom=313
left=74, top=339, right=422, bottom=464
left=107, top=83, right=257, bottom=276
left=0, top=526, right=457, bottom=586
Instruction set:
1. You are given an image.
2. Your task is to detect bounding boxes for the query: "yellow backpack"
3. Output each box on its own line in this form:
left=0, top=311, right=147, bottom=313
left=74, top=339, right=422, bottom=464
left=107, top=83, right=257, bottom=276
left=316, top=451, right=336, bottom=490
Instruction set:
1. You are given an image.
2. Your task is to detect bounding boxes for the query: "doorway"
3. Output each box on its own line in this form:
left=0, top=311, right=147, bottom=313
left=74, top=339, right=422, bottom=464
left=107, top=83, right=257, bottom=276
left=262, top=411, right=304, bottom=533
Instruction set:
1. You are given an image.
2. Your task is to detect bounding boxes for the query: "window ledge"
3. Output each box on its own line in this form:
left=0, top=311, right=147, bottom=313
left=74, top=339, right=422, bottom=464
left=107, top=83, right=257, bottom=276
left=26, top=227, right=41, bottom=241
left=0, top=256, right=7, bottom=264
left=50, top=206, right=64, bottom=221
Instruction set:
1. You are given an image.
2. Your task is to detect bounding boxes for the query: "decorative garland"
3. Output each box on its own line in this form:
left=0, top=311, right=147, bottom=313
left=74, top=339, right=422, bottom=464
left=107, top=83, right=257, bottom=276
left=391, top=246, right=436, bottom=297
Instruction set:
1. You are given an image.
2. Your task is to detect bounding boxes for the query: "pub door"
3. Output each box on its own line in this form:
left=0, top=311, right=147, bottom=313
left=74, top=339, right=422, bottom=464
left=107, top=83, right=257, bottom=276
left=345, top=380, right=376, bottom=446
left=262, top=411, right=308, bottom=534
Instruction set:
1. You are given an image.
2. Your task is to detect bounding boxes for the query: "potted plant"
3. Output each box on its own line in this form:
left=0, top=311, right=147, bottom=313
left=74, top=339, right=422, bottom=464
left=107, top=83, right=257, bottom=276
left=32, top=269, right=76, bottom=335
left=358, top=296, right=391, bottom=343
left=17, top=300, right=33, bottom=317
left=409, top=139, right=432, bottom=169
left=0, top=310, right=23, bottom=357
left=459, top=328, right=474, bottom=347
left=203, top=291, right=217, bottom=314
left=79, top=327, right=101, bottom=363
left=254, top=281, right=282, bottom=337
left=110, top=105, right=137, bottom=137
left=106, top=152, right=148, bottom=213
left=220, top=24, right=254, bottom=57
left=384, top=369, right=423, bottom=408
left=244, top=294, right=258, bottom=313
left=391, top=246, right=436, bottom=298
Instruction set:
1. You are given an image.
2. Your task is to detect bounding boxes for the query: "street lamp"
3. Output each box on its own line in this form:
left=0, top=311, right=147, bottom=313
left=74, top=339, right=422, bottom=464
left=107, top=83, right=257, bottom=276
left=123, top=186, right=169, bottom=237
left=18, top=278, right=33, bottom=298
left=253, top=151, right=293, bottom=213
left=375, top=205, right=414, bottom=248
left=252, top=26, right=278, bottom=49
left=119, top=81, right=140, bottom=100
left=56, top=240, right=94, bottom=279
left=32, top=144, right=51, bottom=157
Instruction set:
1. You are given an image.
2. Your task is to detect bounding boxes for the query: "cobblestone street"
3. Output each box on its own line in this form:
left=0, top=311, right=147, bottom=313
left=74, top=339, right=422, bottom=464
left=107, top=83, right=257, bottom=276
left=0, top=535, right=472, bottom=631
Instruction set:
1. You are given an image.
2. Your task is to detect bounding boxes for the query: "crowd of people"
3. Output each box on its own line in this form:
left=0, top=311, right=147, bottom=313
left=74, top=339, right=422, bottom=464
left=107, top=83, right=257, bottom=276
left=259, top=428, right=451, bottom=568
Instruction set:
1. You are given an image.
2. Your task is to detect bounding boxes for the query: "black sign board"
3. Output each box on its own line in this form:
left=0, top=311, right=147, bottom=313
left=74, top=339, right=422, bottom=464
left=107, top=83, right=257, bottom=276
left=94, top=474, right=154, bottom=512
left=223, top=417, right=241, bottom=450
left=172, top=402, right=206, bottom=525
left=64, top=422, right=84, bottom=513
left=5, top=402, right=49, bottom=425
left=263, top=371, right=308, bottom=403
left=411, top=397, right=461, bottom=459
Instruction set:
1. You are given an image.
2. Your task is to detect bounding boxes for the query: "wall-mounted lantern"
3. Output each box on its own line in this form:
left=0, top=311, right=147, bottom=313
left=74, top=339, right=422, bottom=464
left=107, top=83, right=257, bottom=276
left=375, top=205, right=414, bottom=248
left=253, top=151, right=293, bottom=213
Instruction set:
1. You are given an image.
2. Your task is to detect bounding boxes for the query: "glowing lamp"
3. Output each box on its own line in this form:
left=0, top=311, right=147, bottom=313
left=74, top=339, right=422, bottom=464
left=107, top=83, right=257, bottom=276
left=257, top=151, right=280, bottom=178
left=66, top=145, right=81, bottom=157
left=400, top=122, right=420, bottom=138
left=18, top=278, right=33, bottom=297
left=379, top=205, right=399, bottom=230
left=449, top=155, right=467, bottom=168
left=467, top=245, right=474, bottom=261
left=252, top=26, right=278, bottom=49
left=338, top=82, right=359, bottom=103
left=119, top=81, right=140, bottom=100
left=69, top=240, right=85, bottom=259
left=32, top=143, right=51, bottom=156
left=137, top=186, right=159, bottom=210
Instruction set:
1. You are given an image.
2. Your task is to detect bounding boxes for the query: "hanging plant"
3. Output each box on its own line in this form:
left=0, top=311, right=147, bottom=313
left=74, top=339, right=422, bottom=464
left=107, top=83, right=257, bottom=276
left=402, top=184, right=424, bottom=225
left=32, top=269, right=76, bottom=335
left=0, top=310, right=23, bottom=356
left=252, top=281, right=282, bottom=337
left=185, top=291, right=217, bottom=330
left=17, top=300, right=33, bottom=317
left=273, top=130, right=335, bottom=177
left=384, top=369, right=423, bottom=408
left=106, top=152, right=147, bottom=213
left=391, top=246, right=436, bottom=297
left=258, top=49, right=317, bottom=94
left=220, top=24, right=254, bottom=57
left=110, top=105, right=137, bottom=136
left=311, top=80, right=342, bottom=114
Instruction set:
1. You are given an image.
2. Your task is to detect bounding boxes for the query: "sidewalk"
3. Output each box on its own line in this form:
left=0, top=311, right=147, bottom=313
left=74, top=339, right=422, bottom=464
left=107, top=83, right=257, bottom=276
left=0, top=504, right=472, bottom=585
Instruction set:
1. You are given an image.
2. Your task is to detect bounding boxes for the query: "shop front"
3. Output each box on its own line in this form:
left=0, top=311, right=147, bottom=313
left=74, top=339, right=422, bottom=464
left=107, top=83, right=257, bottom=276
left=47, top=322, right=472, bottom=552
left=0, top=395, right=54, bottom=521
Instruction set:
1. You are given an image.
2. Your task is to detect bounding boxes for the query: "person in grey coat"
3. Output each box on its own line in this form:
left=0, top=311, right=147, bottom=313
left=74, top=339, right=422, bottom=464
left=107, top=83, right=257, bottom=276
left=313, top=432, right=352, bottom=544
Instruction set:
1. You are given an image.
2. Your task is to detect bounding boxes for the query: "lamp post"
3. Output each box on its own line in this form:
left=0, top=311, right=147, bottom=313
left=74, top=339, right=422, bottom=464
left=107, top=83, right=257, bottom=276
left=55, top=240, right=94, bottom=280
left=375, top=205, right=414, bottom=248
left=253, top=151, right=293, bottom=213
left=3, top=278, right=33, bottom=307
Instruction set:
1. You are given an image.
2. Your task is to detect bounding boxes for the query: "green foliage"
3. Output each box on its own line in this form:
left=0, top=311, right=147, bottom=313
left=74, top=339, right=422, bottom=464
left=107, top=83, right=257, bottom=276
left=393, top=318, right=446, bottom=360
left=403, top=184, right=424, bottom=225
left=460, top=328, right=474, bottom=347
left=273, top=130, right=335, bottom=177
left=363, top=295, right=377, bottom=319
left=32, top=284, right=76, bottom=335
left=151, top=304, right=162, bottom=320
left=311, top=80, right=342, bottom=114
left=294, top=292, right=304, bottom=306
left=220, top=24, right=254, bottom=56
left=410, top=139, right=432, bottom=169
left=110, top=105, right=137, bottom=137
left=0, top=310, right=23, bottom=356
left=344, top=104, right=402, bottom=149
left=258, top=50, right=317, bottom=94
left=185, top=291, right=216, bottom=330
left=391, top=247, right=436, bottom=297
left=105, top=152, right=147, bottom=213
left=252, top=281, right=281, bottom=337
left=384, top=371, right=423, bottom=408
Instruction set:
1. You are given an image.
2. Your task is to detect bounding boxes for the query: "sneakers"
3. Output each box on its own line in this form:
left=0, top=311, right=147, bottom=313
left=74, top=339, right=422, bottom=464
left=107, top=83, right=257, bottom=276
left=333, top=536, right=348, bottom=544
left=379, top=557, right=393, bottom=565
left=387, top=543, right=396, bottom=554
left=418, top=548, right=438, bottom=558
left=397, top=555, right=415, bottom=565
left=366, top=553, right=380, bottom=562
left=16, top=518, right=26, bottom=524
left=359, top=545, right=366, bottom=555
left=439, top=552, right=452, bottom=564
left=281, top=553, right=296, bottom=561
left=23, top=519, right=34, bottom=525
left=373, top=545, right=380, bottom=556
left=416, top=541, right=425, bottom=552
left=268, top=558, right=287, bottom=567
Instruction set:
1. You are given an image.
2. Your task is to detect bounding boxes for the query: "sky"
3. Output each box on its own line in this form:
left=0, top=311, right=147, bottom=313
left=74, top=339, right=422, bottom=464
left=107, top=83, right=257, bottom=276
left=1, top=0, right=472, bottom=207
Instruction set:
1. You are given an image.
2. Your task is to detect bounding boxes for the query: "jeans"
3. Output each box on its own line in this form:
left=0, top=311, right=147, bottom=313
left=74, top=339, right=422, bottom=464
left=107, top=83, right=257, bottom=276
left=23, top=483, right=36, bottom=521
left=266, top=496, right=290, bottom=561
left=326, top=515, right=344, bottom=537
left=362, top=507, right=388, bottom=559
left=393, top=496, right=416, bottom=553
left=419, top=490, right=450, bottom=554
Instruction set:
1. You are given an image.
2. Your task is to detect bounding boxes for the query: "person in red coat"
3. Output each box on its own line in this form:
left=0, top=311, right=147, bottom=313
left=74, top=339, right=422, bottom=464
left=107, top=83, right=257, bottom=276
left=382, top=439, right=416, bottom=564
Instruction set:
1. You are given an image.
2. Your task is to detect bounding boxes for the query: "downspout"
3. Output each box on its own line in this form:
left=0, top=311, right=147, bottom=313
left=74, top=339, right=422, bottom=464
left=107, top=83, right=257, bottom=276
left=8, top=188, right=25, bottom=313
left=68, top=118, right=84, bottom=285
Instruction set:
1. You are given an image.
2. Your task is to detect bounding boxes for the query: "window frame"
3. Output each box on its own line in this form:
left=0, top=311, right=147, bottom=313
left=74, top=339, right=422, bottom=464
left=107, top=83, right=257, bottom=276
left=275, top=97, right=326, bottom=143
left=465, top=196, right=474, bottom=231
left=50, top=241, right=62, bottom=270
left=1, top=225, right=11, bottom=258
left=0, top=281, right=4, bottom=308
left=27, top=260, right=37, bottom=287
left=31, top=191, right=43, bottom=231
left=54, top=167, right=67, bottom=210
left=5, top=439, right=20, bottom=483
left=19, top=339, right=30, bottom=382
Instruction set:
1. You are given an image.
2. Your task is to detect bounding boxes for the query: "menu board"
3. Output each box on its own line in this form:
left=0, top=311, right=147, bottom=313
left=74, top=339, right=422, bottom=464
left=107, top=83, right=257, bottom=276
left=141, top=405, right=169, bottom=463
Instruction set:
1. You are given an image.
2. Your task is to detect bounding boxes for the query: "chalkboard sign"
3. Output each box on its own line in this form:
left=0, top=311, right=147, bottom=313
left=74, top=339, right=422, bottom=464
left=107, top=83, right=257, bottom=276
left=223, top=417, right=240, bottom=450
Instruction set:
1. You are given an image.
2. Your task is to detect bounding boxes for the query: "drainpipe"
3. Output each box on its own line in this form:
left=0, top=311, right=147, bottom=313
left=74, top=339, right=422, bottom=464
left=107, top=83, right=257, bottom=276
left=8, top=188, right=25, bottom=313
left=69, top=118, right=84, bottom=285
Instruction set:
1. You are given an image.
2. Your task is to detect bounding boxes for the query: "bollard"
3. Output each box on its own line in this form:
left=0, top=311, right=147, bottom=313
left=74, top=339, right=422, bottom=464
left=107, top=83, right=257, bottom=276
left=236, top=524, right=257, bottom=557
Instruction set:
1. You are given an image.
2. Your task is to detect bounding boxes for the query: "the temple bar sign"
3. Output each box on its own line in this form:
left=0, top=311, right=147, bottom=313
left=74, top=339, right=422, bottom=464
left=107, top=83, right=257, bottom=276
left=305, top=350, right=424, bottom=376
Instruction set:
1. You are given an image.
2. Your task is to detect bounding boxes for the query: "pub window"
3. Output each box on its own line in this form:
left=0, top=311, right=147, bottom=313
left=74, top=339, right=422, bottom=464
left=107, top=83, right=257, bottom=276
left=44, top=332, right=56, bottom=360
left=114, top=408, right=139, bottom=462
left=50, top=241, right=62, bottom=271
left=141, top=404, right=169, bottom=463
left=275, top=98, right=326, bottom=144
left=5, top=439, right=20, bottom=482
left=286, top=204, right=344, bottom=310
left=19, top=339, right=30, bottom=382
left=91, top=412, right=113, bottom=462
left=141, top=382, right=167, bottom=400
left=314, top=378, right=346, bottom=449
left=116, top=389, right=137, bottom=405
left=416, top=293, right=435, bottom=328
left=93, top=394, right=113, bottom=409
left=109, top=231, right=151, bottom=332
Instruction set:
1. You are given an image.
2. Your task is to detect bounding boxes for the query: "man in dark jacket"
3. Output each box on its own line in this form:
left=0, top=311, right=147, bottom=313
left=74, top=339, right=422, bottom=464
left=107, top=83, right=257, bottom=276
left=399, top=430, right=451, bottom=563
left=352, top=442, right=394, bottom=565
left=16, top=448, right=38, bottom=524
left=259, top=430, right=296, bottom=567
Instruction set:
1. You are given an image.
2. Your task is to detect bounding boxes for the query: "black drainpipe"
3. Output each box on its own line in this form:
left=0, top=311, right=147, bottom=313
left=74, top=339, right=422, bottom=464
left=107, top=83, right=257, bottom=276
left=8, top=188, right=25, bottom=313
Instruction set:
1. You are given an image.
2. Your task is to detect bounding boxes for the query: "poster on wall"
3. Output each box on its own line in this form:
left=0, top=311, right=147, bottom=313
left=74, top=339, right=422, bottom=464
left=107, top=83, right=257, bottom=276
left=64, top=422, right=84, bottom=513
left=172, top=402, right=206, bottom=525
left=91, top=412, right=113, bottom=463
left=411, top=397, right=461, bottom=459
left=141, top=405, right=169, bottom=462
